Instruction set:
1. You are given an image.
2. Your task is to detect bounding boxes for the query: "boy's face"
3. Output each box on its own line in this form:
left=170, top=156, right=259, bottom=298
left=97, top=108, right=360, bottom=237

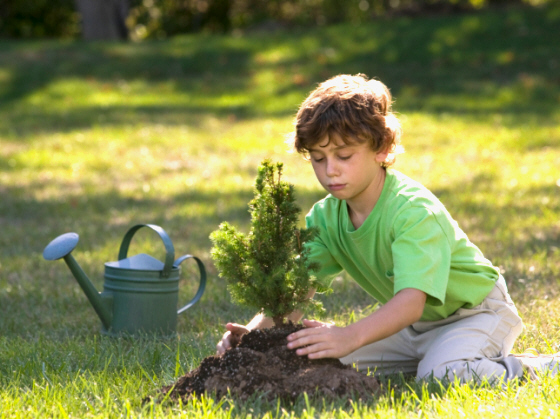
left=308, top=134, right=388, bottom=207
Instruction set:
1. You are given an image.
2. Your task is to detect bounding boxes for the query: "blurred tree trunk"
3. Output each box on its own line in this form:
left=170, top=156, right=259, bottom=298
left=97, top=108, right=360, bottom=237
left=75, top=0, right=129, bottom=40
left=206, top=0, right=232, bottom=32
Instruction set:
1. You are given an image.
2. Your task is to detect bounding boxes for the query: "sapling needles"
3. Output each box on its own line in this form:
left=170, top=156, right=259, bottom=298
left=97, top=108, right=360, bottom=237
left=210, top=160, right=323, bottom=327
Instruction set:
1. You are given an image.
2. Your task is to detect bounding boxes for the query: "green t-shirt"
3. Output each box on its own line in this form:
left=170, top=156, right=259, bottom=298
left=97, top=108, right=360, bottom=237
left=305, top=169, right=499, bottom=321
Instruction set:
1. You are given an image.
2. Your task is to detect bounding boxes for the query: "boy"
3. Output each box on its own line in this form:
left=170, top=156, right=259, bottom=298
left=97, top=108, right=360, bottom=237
left=217, top=74, right=553, bottom=383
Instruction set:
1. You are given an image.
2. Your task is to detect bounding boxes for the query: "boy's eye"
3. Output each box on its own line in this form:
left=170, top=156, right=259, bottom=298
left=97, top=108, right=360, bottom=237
left=310, top=156, right=324, bottom=162
left=339, top=154, right=352, bottom=160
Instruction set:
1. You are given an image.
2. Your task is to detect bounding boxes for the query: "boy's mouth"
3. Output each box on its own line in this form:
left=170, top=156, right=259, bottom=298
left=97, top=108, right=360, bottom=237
left=328, top=183, right=346, bottom=191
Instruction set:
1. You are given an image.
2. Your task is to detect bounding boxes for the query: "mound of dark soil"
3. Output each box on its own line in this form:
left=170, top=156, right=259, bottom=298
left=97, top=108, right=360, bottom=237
left=160, top=323, right=380, bottom=402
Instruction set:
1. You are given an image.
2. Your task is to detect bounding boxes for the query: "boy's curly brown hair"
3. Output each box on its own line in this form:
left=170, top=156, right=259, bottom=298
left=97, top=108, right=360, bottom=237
left=289, top=74, right=403, bottom=167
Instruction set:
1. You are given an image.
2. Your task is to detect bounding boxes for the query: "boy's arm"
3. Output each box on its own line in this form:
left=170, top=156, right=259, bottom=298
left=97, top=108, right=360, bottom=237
left=286, top=288, right=426, bottom=359
left=216, top=289, right=316, bottom=355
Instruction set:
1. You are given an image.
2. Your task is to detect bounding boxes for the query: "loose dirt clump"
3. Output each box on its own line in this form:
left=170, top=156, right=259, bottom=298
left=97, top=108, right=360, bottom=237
left=160, top=323, right=380, bottom=402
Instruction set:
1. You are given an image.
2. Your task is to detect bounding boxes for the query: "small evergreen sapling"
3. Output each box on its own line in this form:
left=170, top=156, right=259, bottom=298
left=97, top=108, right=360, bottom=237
left=210, top=160, right=325, bottom=327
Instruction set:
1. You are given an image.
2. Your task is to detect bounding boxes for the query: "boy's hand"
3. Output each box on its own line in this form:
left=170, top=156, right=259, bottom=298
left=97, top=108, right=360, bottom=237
left=286, top=319, right=359, bottom=359
left=216, top=323, right=250, bottom=355
left=286, top=289, right=426, bottom=360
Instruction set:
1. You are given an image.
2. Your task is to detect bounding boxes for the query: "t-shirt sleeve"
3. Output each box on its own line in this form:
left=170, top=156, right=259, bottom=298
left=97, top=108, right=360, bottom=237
left=391, top=206, right=451, bottom=306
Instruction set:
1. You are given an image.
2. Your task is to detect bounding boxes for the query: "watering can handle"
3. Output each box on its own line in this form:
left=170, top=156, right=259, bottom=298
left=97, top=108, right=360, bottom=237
left=118, top=224, right=175, bottom=278
left=174, top=255, right=207, bottom=315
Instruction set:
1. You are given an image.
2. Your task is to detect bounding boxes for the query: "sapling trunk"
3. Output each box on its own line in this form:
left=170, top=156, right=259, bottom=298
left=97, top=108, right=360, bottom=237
left=272, top=315, right=284, bottom=328
left=210, top=160, right=325, bottom=328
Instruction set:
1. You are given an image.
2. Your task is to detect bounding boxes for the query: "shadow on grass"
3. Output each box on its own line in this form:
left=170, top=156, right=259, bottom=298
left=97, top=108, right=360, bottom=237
left=0, top=6, right=558, bottom=142
left=0, top=186, right=250, bottom=256
left=0, top=179, right=327, bottom=254
left=0, top=177, right=326, bottom=333
left=433, top=181, right=559, bottom=250
left=1, top=163, right=557, bottom=334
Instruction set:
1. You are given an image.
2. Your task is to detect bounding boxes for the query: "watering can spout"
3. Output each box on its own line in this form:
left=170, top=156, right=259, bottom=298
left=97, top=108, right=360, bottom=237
left=43, top=233, right=113, bottom=330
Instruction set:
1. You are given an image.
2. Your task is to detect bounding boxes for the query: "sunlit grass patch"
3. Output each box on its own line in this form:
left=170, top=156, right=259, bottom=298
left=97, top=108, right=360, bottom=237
left=1, top=4, right=559, bottom=417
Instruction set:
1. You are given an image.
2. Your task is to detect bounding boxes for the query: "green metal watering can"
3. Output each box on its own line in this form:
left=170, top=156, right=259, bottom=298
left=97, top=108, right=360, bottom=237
left=43, top=224, right=206, bottom=336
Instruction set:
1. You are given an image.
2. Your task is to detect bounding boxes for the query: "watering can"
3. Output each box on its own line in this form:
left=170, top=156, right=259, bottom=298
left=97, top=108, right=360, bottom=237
left=43, top=224, right=206, bottom=336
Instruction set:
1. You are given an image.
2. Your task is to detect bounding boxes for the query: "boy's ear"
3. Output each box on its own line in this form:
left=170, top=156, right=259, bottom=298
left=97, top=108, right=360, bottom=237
left=375, top=150, right=389, bottom=164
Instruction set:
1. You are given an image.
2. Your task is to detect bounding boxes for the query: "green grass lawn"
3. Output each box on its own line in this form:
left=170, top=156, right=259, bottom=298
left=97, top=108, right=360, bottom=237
left=1, top=4, right=559, bottom=417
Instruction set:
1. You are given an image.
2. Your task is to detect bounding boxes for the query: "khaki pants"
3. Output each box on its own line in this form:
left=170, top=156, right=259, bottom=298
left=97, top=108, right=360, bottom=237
left=340, top=276, right=524, bottom=383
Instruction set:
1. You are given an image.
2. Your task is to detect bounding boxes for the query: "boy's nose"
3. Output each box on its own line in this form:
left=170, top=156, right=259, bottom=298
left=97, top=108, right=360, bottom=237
left=326, top=160, right=339, bottom=177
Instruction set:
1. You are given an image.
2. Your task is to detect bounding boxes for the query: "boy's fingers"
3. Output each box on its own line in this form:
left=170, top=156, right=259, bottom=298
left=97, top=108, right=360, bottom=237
left=302, top=319, right=325, bottom=328
left=286, top=330, right=314, bottom=344
left=287, top=329, right=332, bottom=350
left=226, top=323, right=250, bottom=335
left=223, top=334, right=232, bottom=349
left=293, top=338, right=348, bottom=360
left=216, top=335, right=229, bottom=355
left=288, top=325, right=329, bottom=342
left=295, top=342, right=332, bottom=357
left=217, top=323, right=249, bottom=355
left=306, top=349, right=333, bottom=359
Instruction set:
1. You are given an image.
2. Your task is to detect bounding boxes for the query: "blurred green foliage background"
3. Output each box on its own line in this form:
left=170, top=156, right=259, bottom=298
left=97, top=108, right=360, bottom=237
left=1, top=0, right=558, bottom=40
